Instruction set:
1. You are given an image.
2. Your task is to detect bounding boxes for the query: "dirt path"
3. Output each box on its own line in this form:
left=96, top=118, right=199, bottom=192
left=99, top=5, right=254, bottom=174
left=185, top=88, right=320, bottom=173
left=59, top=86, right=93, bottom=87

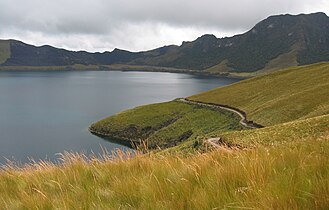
left=179, top=98, right=263, bottom=129
left=179, top=98, right=264, bottom=150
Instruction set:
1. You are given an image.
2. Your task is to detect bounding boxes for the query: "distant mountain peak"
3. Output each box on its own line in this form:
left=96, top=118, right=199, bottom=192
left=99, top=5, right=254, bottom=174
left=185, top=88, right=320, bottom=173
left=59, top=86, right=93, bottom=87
left=265, top=11, right=328, bottom=20
left=196, top=34, right=217, bottom=42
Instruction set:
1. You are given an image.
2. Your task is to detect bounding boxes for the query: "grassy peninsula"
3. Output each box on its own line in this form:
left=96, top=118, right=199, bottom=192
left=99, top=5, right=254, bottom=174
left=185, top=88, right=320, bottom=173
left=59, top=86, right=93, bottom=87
left=90, top=100, right=244, bottom=150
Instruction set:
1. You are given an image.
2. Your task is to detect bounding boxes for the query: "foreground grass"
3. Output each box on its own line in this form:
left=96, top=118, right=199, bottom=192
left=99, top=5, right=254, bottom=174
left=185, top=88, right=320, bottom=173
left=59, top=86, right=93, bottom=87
left=189, top=62, right=329, bottom=126
left=0, top=133, right=328, bottom=209
left=90, top=101, right=244, bottom=150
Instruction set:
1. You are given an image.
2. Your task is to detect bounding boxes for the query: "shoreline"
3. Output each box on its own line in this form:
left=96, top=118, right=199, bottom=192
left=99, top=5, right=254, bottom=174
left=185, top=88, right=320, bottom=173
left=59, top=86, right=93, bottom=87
left=88, top=126, right=140, bottom=149
left=0, top=65, right=248, bottom=79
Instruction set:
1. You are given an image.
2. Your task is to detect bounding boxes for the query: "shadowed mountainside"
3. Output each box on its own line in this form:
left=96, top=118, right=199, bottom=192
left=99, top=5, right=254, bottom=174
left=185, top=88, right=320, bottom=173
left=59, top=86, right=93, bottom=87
left=0, top=12, right=328, bottom=77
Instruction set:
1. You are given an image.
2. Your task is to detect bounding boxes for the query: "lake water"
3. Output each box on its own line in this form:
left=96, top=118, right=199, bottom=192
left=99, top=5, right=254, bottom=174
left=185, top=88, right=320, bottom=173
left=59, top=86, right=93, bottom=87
left=0, top=71, right=240, bottom=164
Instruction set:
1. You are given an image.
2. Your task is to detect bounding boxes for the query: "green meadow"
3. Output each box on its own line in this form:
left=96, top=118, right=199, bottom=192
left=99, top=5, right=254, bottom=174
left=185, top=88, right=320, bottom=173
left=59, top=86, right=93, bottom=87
left=189, top=62, right=329, bottom=126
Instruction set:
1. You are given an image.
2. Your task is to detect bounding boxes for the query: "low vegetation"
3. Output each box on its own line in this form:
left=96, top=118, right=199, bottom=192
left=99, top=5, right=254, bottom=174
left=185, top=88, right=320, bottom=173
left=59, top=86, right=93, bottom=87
left=0, top=129, right=328, bottom=209
left=90, top=100, right=244, bottom=150
left=189, top=62, right=329, bottom=126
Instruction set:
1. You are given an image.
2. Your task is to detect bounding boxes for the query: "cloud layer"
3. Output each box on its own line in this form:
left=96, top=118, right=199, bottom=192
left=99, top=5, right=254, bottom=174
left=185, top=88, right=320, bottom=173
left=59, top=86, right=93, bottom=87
left=0, top=0, right=328, bottom=52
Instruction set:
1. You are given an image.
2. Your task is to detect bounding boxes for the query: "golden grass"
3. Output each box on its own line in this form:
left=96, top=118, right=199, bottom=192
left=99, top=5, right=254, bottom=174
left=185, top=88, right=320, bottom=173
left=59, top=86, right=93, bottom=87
left=1, top=108, right=328, bottom=209
left=0, top=132, right=328, bottom=209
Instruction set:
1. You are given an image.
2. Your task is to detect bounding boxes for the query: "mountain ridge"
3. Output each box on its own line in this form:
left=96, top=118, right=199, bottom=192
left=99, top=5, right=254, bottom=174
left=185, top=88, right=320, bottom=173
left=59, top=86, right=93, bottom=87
left=0, top=12, right=328, bottom=77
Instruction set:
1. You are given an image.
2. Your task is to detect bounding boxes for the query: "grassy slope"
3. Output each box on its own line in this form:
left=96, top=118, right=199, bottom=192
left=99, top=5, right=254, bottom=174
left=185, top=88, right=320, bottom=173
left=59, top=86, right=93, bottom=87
left=205, top=59, right=234, bottom=73
left=260, top=45, right=298, bottom=74
left=189, top=62, right=329, bottom=126
left=212, top=114, right=329, bottom=147
left=90, top=101, right=244, bottom=149
left=204, top=46, right=298, bottom=78
left=0, top=130, right=328, bottom=209
left=0, top=40, right=10, bottom=64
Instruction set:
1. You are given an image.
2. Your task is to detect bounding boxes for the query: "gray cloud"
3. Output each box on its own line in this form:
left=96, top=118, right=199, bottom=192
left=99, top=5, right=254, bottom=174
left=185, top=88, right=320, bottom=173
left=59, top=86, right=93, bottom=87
left=0, top=0, right=328, bottom=52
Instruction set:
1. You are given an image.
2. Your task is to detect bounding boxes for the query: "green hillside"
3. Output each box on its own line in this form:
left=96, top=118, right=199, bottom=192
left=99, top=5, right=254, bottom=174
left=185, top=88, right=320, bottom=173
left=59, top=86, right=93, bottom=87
left=90, top=62, right=329, bottom=150
left=0, top=40, right=10, bottom=64
left=189, top=62, right=329, bottom=126
left=212, top=114, right=329, bottom=147
left=90, top=100, right=244, bottom=150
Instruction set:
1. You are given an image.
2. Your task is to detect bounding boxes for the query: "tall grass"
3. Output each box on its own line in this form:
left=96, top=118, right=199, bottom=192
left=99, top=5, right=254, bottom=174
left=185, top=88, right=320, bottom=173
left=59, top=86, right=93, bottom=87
left=0, top=133, right=328, bottom=209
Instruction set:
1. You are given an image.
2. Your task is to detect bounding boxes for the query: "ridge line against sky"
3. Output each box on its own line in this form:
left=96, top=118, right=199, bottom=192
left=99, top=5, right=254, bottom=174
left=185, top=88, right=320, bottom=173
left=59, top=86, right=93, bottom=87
left=0, top=0, right=328, bottom=52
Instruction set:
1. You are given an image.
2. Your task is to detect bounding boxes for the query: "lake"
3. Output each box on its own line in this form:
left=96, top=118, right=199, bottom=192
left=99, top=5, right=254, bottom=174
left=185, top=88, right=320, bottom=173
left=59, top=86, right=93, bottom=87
left=0, top=71, right=240, bottom=164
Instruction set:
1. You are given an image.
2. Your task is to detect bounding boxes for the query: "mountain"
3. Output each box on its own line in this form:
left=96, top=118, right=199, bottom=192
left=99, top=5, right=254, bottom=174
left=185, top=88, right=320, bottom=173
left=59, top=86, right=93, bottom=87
left=0, top=12, right=328, bottom=77
left=128, top=12, right=329, bottom=75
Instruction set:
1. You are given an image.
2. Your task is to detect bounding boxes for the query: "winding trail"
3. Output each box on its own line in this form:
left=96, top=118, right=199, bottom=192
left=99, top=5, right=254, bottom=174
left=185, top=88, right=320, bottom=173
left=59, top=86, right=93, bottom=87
left=179, top=98, right=264, bottom=150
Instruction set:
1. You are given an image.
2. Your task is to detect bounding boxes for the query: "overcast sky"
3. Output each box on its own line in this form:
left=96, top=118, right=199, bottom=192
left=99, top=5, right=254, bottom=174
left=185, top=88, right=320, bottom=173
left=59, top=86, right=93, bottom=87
left=0, top=0, right=328, bottom=52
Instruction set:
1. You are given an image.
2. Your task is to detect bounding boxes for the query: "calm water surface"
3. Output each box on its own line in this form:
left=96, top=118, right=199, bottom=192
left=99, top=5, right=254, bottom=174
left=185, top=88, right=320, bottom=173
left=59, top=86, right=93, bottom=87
left=0, top=71, right=240, bottom=164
